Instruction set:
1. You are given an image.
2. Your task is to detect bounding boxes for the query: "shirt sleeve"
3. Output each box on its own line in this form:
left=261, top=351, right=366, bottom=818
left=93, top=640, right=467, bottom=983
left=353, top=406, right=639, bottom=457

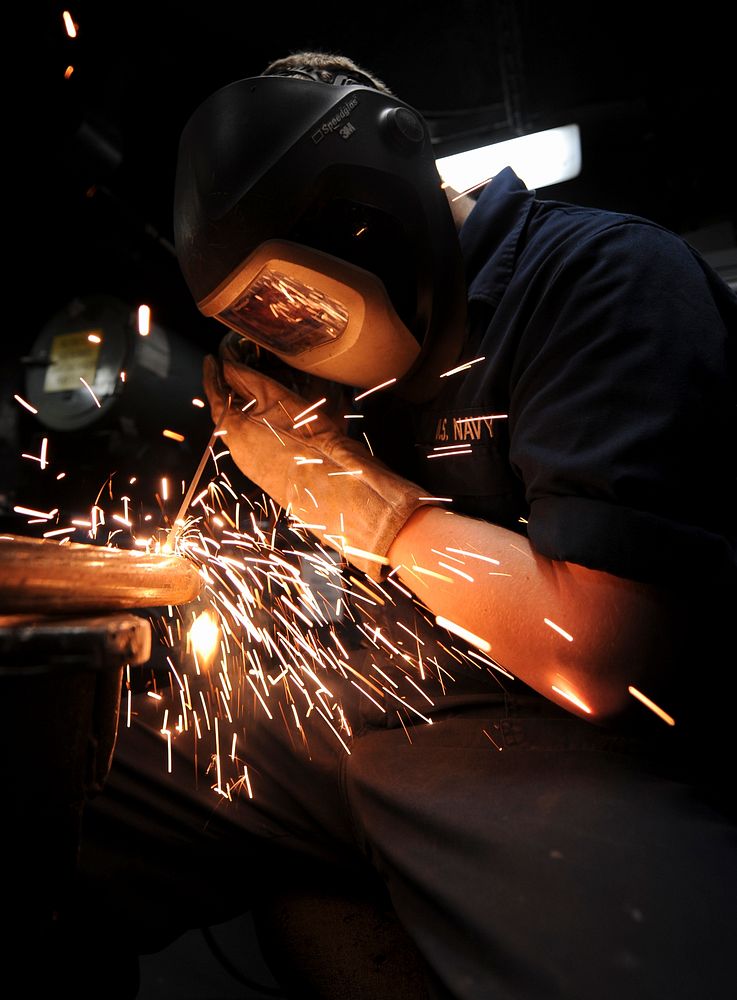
left=508, top=219, right=736, bottom=586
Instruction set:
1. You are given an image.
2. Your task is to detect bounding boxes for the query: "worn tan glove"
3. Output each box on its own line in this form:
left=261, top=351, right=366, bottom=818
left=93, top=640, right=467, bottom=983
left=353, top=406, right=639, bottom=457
left=202, top=336, right=435, bottom=580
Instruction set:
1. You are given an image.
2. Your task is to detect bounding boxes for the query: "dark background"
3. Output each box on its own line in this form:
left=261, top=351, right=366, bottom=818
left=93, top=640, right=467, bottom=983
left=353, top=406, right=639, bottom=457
left=7, top=6, right=737, bottom=990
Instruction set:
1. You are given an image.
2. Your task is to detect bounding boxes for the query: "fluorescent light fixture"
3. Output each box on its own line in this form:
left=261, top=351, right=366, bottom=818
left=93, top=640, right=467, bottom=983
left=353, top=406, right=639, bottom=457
left=436, top=123, right=582, bottom=193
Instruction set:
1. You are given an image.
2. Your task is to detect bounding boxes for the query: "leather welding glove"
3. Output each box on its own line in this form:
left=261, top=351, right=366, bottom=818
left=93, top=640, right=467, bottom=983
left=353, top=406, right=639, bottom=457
left=202, top=335, right=436, bottom=580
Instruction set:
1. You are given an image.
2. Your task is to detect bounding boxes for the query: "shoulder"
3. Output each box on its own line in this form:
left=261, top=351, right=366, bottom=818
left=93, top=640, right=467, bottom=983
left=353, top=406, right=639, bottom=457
left=522, top=205, right=735, bottom=317
left=529, top=201, right=684, bottom=265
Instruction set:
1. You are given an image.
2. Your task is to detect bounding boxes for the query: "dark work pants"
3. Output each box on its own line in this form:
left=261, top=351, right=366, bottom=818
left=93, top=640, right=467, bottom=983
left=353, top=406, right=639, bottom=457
left=44, top=652, right=737, bottom=1000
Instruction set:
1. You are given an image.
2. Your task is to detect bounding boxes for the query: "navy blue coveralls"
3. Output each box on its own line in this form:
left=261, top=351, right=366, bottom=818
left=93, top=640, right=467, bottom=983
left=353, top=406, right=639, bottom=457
left=58, top=169, right=737, bottom=1000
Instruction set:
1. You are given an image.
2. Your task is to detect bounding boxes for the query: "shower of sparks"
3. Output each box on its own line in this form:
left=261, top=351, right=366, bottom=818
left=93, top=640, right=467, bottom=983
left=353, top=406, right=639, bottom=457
left=544, top=617, right=574, bottom=642
left=162, top=429, right=186, bottom=442
left=149, top=481, right=520, bottom=798
left=628, top=685, right=676, bottom=726
left=6, top=389, right=535, bottom=807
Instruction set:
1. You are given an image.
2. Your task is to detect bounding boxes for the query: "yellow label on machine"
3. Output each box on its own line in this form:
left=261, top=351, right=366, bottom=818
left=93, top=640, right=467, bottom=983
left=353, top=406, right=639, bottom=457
left=43, top=330, right=102, bottom=392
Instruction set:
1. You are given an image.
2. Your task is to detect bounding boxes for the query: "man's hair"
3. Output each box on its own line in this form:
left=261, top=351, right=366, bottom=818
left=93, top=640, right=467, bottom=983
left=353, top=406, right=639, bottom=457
left=260, top=51, right=393, bottom=94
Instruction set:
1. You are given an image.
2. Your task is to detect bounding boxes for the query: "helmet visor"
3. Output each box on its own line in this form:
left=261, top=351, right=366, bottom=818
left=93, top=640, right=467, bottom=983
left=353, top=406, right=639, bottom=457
left=199, top=239, right=421, bottom=388
left=219, top=264, right=349, bottom=354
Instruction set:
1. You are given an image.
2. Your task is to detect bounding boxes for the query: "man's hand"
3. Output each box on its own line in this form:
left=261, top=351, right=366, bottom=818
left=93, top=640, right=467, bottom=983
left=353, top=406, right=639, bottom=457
left=202, top=335, right=435, bottom=580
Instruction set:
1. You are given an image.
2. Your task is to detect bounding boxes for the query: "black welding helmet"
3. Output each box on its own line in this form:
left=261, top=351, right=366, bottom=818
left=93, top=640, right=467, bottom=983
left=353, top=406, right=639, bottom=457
left=173, top=73, right=467, bottom=400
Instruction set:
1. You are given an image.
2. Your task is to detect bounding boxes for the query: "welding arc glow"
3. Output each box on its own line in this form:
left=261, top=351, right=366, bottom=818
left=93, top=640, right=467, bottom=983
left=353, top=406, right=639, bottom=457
left=12, top=377, right=538, bottom=806
left=189, top=611, right=220, bottom=666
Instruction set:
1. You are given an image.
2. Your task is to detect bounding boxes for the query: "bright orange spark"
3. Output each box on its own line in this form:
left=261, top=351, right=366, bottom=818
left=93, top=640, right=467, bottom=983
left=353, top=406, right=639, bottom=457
left=354, top=378, right=398, bottom=401
left=79, top=377, right=101, bottom=407
left=411, top=565, right=454, bottom=584
left=435, top=615, right=492, bottom=653
left=294, top=397, right=327, bottom=422
left=628, top=685, right=675, bottom=726
left=13, top=394, right=37, bottom=414
left=293, top=414, right=318, bottom=429
left=439, top=356, right=486, bottom=378
left=454, top=414, right=508, bottom=423
left=551, top=685, right=591, bottom=714
left=427, top=447, right=473, bottom=459
left=14, top=505, right=58, bottom=520
left=544, top=617, right=574, bottom=642
left=342, top=545, right=389, bottom=566
left=437, top=561, right=474, bottom=582
left=62, top=11, right=77, bottom=37
left=138, top=304, right=151, bottom=336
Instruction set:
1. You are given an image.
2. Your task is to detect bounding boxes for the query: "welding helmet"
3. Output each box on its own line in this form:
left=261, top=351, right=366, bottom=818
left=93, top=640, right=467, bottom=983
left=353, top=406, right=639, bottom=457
left=173, top=73, right=467, bottom=401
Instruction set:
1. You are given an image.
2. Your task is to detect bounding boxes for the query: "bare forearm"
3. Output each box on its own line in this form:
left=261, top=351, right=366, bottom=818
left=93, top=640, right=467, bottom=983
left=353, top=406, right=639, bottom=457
left=387, top=507, right=674, bottom=722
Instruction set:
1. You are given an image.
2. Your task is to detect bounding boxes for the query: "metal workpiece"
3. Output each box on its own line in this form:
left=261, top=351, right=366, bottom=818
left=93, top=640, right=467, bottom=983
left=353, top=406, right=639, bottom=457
left=0, top=532, right=203, bottom=613
left=0, top=533, right=201, bottom=934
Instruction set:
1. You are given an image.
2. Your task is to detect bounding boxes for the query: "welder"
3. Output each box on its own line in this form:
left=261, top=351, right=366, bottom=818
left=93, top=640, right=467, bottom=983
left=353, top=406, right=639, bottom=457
left=65, top=51, right=737, bottom=1000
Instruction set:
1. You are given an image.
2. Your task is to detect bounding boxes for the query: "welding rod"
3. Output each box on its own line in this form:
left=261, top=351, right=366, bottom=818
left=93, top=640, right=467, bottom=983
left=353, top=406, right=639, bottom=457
left=166, top=393, right=232, bottom=550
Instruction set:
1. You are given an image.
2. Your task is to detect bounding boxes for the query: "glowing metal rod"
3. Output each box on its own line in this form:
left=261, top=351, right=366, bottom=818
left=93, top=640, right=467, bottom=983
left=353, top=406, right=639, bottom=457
left=166, top=395, right=232, bottom=551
